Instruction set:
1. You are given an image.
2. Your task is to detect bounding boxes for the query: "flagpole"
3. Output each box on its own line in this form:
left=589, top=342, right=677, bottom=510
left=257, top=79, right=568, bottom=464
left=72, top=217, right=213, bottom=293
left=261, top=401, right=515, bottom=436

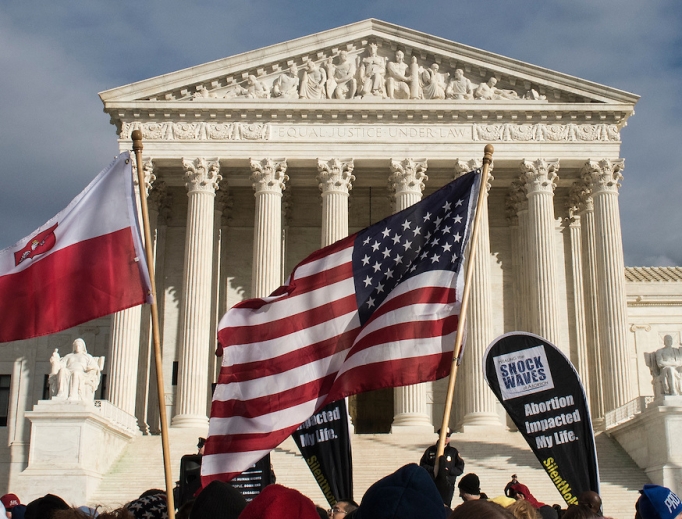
left=435, top=144, right=494, bottom=464
left=132, top=130, right=176, bottom=518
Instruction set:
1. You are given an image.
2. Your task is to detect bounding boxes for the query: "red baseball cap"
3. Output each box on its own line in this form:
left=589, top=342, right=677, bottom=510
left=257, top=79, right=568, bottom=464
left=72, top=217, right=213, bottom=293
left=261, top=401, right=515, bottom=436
left=1, top=494, right=20, bottom=509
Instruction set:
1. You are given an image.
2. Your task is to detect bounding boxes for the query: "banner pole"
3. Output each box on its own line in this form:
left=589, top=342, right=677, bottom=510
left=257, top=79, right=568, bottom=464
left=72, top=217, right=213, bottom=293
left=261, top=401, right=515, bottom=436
left=435, top=144, right=494, bottom=465
left=132, top=130, right=176, bottom=518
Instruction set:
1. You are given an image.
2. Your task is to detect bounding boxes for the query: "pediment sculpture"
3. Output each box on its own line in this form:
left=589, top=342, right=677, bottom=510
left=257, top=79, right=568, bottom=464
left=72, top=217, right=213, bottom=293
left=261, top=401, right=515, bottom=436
left=187, top=42, right=546, bottom=103
left=645, top=335, right=682, bottom=397
left=48, top=338, right=105, bottom=402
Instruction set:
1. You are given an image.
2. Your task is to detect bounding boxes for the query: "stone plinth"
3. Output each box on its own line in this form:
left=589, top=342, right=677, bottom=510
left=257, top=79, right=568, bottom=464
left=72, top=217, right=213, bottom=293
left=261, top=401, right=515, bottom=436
left=14, top=400, right=140, bottom=505
left=606, top=396, right=682, bottom=495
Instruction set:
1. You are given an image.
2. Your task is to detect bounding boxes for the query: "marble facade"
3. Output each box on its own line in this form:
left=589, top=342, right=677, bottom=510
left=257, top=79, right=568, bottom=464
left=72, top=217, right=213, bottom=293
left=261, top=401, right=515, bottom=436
left=1, top=19, right=681, bottom=493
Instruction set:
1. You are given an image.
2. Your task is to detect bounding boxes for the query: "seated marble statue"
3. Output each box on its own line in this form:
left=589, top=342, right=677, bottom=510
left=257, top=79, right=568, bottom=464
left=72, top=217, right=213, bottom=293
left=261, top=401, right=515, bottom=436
left=49, top=339, right=105, bottom=401
left=446, top=69, right=474, bottom=100
left=652, top=335, right=682, bottom=396
left=245, top=75, right=270, bottom=99
left=359, top=43, right=387, bottom=98
left=420, top=63, right=448, bottom=100
left=299, top=60, right=327, bottom=99
left=474, top=77, right=520, bottom=100
left=326, top=51, right=357, bottom=100
left=385, top=50, right=412, bottom=99
left=272, top=64, right=300, bottom=99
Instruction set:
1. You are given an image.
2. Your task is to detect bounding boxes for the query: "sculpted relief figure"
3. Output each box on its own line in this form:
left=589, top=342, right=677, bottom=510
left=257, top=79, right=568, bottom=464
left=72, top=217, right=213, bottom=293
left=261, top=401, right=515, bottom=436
left=446, top=69, right=474, bottom=100
left=272, top=64, right=300, bottom=99
left=474, top=77, right=520, bottom=100
left=421, top=63, right=448, bottom=100
left=386, top=50, right=413, bottom=99
left=326, top=51, right=357, bottom=99
left=245, top=75, right=270, bottom=99
left=646, top=335, right=682, bottom=397
left=359, top=43, right=387, bottom=98
left=299, top=60, right=327, bottom=100
left=49, top=339, right=105, bottom=402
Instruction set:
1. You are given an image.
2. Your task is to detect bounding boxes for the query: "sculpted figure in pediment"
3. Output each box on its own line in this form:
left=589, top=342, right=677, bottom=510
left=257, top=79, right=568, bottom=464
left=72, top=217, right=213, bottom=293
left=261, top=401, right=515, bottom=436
left=325, top=51, right=357, bottom=100
left=299, top=60, right=327, bottom=100
left=245, top=75, right=270, bottom=99
left=421, top=63, right=448, bottom=100
left=272, top=64, right=300, bottom=99
left=474, top=77, right=519, bottom=100
left=359, top=43, right=387, bottom=98
left=445, top=69, right=474, bottom=100
left=386, top=50, right=414, bottom=99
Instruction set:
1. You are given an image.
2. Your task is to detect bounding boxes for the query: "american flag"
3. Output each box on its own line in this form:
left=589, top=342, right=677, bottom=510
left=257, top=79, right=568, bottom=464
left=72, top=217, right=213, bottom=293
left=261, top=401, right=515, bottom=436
left=202, top=170, right=481, bottom=485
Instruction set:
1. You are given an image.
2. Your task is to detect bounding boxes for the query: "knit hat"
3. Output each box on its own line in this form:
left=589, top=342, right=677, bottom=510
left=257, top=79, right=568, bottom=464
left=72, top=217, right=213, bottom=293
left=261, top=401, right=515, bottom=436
left=126, top=494, right=168, bottom=519
left=637, top=485, right=682, bottom=519
left=239, top=484, right=319, bottom=519
left=190, top=481, right=246, bottom=519
left=458, top=473, right=481, bottom=496
left=354, top=464, right=447, bottom=519
left=10, top=504, right=26, bottom=519
left=1, top=494, right=20, bottom=510
left=24, top=494, right=69, bottom=519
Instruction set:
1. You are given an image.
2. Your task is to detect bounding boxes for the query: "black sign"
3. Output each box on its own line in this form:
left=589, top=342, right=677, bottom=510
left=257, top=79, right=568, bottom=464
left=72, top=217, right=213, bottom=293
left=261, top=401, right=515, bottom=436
left=293, top=399, right=353, bottom=506
left=230, top=454, right=273, bottom=502
left=483, top=332, right=599, bottom=505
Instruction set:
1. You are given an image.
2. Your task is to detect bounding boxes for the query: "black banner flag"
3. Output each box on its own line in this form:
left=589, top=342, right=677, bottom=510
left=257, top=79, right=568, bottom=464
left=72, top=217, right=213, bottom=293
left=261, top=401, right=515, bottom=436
left=230, top=454, right=273, bottom=502
left=483, top=332, right=599, bottom=505
left=292, top=399, right=353, bottom=506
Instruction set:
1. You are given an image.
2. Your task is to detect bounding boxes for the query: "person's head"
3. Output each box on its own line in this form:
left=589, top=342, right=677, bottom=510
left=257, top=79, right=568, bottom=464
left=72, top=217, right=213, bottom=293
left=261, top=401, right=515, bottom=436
left=577, top=491, right=601, bottom=515
left=25, top=494, right=70, bottom=519
left=239, top=484, right=319, bottom=519
left=289, top=64, right=298, bottom=75
left=454, top=69, right=464, bottom=80
left=197, top=437, right=206, bottom=455
left=73, top=339, right=86, bottom=354
left=339, top=51, right=348, bottom=62
left=1, top=494, right=20, bottom=518
left=431, top=64, right=440, bottom=72
left=328, top=500, right=358, bottom=519
left=395, top=51, right=404, bottom=62
left=561, top=505, right=600, bottom=519
left=508, top=500, right=540, bottom=519
left=450, top=500, right=516, bottom=519
left=489, top=77, right=498, bottom=87
left=636, top=485, right=682, bottom=519
left=369, top=43, right=378, bottom=55
left=125, top=494, right=168, bottom=519
left=437, top=428, right=452, bottom=442
left=664, top=335, right=673, bottom=348
left=458, top=474, right=481, bottom=502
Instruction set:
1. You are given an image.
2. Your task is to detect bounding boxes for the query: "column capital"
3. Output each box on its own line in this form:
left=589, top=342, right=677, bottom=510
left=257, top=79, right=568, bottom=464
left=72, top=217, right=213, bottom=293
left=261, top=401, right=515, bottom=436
left=388, top=158, right=428, bottom=198
left=454, top=158, right=494, bottom=191
left=132, top=157, right=155, bottom=197
left=582, top=159, right=624, bottom=195
left=182, top=157, right=221, bottom=194
left=317, top=158, right=355, bottom=196
left=521, top=159, right=559, bottom=195
left=250, top=158, right=288, bottom=195
left=567, top=179, right=592, bottom=219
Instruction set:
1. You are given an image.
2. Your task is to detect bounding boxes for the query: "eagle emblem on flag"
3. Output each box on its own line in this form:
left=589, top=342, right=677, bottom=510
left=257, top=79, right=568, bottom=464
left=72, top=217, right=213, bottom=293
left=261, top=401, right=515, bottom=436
left=14, top=223, right=59, bottom=266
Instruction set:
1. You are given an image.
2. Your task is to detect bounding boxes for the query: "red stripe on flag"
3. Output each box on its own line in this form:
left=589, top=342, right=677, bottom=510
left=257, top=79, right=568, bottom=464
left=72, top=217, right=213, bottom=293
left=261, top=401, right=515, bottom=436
left=0, top=229, right=146, bottom=343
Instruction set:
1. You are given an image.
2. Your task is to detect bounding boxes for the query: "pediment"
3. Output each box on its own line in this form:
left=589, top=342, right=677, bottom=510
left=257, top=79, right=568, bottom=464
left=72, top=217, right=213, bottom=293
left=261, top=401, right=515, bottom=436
left=100, top=19, right=638, bottom=107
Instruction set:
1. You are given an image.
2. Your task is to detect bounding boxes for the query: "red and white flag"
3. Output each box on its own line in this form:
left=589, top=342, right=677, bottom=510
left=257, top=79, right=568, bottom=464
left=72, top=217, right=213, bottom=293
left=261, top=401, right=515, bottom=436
left=202, top=170, right=481, bottom=485
left=0, top=152, right=152, bottom=343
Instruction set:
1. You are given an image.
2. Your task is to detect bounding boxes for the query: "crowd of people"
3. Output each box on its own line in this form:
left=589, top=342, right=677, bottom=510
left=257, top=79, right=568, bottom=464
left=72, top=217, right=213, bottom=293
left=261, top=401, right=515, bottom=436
left=1, top=468, right=680, bottom=519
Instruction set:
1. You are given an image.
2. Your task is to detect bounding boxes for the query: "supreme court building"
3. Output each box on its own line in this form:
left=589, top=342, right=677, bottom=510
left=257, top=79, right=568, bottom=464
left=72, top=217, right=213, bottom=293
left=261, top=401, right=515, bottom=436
left=1, top=19, right=681, bottom=493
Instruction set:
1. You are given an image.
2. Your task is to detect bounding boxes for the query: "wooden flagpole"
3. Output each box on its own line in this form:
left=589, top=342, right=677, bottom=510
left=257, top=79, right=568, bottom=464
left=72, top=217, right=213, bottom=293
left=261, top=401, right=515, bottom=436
left=132, top=130, right=176, bottom=518
left=435, top=144, right=494, bottom=464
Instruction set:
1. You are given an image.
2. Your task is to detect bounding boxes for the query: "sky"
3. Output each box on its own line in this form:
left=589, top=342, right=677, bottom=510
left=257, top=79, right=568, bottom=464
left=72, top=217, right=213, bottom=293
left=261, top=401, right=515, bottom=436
left=0, top=1, right=680, bottom=266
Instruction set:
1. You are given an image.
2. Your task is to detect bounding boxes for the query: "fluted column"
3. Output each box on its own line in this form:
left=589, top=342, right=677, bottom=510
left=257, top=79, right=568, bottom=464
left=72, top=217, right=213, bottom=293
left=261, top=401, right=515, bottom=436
left=251, top=159, right=288, bottom=297
left=387, top=159, right=434, bottom=433
left=566, top=184, right=590, bottom=400
left=522, top=159, right=561, bottom=345
left=507, top=179, right=531, bottom=332
left=172, top=157, right=221, bottom=427
left=317, top=158, right=354, bottom=247
left=577, top=191, right=605, bottom=423
left=454, top=159, right=501, bottom=429
left=108, top=157, right=154, bottom=417
left=583, top=159, right=634, bottom=412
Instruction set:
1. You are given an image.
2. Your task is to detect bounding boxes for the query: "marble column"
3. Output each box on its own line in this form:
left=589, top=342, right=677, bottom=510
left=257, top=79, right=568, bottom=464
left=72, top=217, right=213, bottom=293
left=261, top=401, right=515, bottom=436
left=387, top=158, right=434, bottom=434
left=251, top=159, right=288, bottom=297
left=507, top=179, right=531, bottom=332
left=521, top=159, right=561, bottom=345
left=583, top=159, right=634, bottom=412
left=454, top=159, right=501, bottom=429
left=108, top=158, right=154, bottom=417
left=317, top=158, right=354, bottom=247
left=577, top=189, right=605, bottom=423
left=172, top=157, right=221, bottom=427
left=566, top=184, right=590, bottom=399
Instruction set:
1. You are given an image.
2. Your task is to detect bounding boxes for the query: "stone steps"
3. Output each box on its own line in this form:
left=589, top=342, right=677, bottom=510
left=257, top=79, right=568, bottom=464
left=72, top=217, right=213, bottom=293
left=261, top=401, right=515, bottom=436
left=90, top=428, right=649, bottom=519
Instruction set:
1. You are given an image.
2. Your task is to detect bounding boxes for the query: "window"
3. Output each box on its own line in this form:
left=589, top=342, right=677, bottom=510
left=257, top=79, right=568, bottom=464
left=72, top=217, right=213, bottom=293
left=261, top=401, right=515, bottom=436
left=0, top=375, right=11, bottom=426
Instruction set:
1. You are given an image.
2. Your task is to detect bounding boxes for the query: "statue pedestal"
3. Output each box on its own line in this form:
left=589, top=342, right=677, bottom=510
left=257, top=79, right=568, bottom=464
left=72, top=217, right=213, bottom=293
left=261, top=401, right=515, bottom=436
left=14, top=400, right=140, bottom=505
left=607, top=396, right=682, bottom=495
